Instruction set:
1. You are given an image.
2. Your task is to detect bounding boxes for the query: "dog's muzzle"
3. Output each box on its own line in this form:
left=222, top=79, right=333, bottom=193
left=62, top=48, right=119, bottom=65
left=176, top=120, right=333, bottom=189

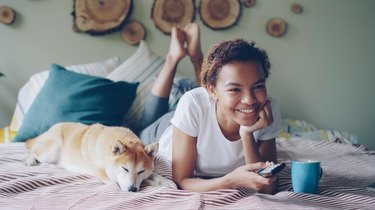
left=128, top=185, right=137, bottom=192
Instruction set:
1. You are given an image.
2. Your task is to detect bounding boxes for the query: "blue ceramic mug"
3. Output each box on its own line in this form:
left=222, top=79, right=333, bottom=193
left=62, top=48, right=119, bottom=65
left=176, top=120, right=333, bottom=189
left=291, top=160, right=323, bottom=194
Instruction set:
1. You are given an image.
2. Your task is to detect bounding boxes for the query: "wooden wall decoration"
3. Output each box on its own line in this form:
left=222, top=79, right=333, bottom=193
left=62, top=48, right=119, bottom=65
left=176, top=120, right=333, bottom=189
left=291, top=3, right=303, bottom=14
left=0, top=6, right=16, bottom=25
left=266, top=17, right=287, bottom=37
left=243, top=0, right=256, bottom=8
left=151, top=0, right=195, bottom=34
left=72, top=0, right=133, bottom=36
left=121, top=21, right=146, bottom=45
left=200, top=0, right=241, bottom=30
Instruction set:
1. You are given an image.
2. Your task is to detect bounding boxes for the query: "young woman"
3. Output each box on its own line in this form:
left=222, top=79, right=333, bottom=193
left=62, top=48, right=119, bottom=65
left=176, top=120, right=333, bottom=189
left=139, top=23, right=281, bottom=194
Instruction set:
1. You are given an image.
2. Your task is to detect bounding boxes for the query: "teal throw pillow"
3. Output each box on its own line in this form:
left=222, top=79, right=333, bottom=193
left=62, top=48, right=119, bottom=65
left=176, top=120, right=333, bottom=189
left=13, top=64, right=139, bottom=142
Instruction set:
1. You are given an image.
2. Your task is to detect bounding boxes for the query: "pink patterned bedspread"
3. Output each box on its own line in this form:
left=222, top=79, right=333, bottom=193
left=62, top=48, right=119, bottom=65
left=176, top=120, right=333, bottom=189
left=1, top=138, right=374, bottom=209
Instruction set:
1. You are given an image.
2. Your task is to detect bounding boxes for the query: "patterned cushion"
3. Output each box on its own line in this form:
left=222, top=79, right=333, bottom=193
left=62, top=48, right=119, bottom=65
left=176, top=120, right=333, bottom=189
left=278, top=118, right=360, bottom=145
left=280, top=118, right=318, bottom=133
left=106, top=40, right=165, bottom=131
left=0, top=127, right=17, bottom=144
left=9, top=56, right=121, bottom=132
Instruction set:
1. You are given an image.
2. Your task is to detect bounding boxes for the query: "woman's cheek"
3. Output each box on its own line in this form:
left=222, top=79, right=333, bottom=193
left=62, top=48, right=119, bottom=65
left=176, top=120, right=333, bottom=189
left=256, top=92, right=268, bottom=105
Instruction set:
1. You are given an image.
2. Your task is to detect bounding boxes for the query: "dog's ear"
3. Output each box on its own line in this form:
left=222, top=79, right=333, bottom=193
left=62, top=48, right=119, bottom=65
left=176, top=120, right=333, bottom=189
left=145, top=142, right=158, bottom=159
left=112, top=140, right=127, bottom=155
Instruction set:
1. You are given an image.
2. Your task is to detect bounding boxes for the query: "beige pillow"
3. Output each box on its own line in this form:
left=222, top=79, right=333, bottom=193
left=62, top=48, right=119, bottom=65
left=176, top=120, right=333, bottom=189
left=106, top=40, right=165, bottom=131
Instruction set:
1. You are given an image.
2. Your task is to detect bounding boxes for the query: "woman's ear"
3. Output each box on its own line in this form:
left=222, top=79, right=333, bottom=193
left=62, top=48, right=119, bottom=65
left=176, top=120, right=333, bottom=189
left=207, top=84, right=218, bottom=102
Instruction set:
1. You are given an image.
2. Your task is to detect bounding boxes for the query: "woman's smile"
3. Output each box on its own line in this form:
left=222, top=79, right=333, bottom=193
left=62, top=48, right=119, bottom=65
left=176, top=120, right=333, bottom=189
left=236, top=108, right=255, bottom=114
left=234, top=105, right=260, bottom=125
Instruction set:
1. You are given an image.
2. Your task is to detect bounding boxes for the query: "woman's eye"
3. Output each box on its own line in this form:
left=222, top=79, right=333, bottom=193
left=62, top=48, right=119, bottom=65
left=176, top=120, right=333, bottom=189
left=254, top=84, right=266, bottom=90
left=229, top=88, right=241, bottom=92
left=137, top=170, right=145, bottom=175
left=122, top=167, right=129, bottom=172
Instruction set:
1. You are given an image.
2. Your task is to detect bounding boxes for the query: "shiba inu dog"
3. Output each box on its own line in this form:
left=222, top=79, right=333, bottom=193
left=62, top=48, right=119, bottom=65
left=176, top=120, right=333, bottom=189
left=25, top=122, right=177, bottom=192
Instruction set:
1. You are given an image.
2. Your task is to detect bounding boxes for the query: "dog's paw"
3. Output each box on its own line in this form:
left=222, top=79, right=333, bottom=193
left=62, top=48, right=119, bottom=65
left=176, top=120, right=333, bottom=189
left=25, top=155, right=39, bottom=166
left=160, top=177, right=178, bottom=189
left=146, top=173, right=177, bottom=189
left=142, top=179, right=157, bottom=187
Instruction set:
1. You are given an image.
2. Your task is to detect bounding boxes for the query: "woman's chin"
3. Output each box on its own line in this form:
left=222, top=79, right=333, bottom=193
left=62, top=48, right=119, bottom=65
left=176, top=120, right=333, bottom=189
left=238, top=118, right=257, bottom=127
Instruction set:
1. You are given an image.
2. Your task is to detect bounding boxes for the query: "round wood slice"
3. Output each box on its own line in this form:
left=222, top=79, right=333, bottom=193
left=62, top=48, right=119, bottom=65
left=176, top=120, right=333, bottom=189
left=243, top=0, right=256, bottom=8
left=0, top=6, right=16, bottom=25
left=73, top=0, right=132, bottom=36
left=266, top=17, right=287, bottom=37
left=121, top=21, right=146, bottom=45
left=151, top=0, right=195, bottom=34
left=200, top=0, right=241, bottom=30
left=291, top=3, right=303, bottom=14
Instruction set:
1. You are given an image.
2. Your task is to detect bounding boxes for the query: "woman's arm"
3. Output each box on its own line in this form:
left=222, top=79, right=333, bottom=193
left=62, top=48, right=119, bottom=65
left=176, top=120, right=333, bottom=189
left=240, top=134, right=277, bottom=163
left=240, top=100, right=277, bottom=163
left=239, top=135, right=278, bottom=194
left=172, top=126, right=229, bottom=191
left=258, top=138, right=277, bottom=163
left=239, top=99, right=279, bottom=193
left=257, top=138, right=278, bottom=194
left=241, top=132, right=262, bottom=163
left=172, top=126, right=276, bottom=192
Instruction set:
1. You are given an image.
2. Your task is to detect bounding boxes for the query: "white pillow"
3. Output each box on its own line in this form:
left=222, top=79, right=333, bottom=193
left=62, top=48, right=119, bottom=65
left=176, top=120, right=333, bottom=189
left=9, top=56, right=121, bottom=132
left=106, top=40, right=165, bottom=131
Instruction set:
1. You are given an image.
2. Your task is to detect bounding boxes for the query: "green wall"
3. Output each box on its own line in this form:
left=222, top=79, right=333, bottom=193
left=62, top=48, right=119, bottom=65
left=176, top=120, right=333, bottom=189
left=1, top=0, right=374, bottom=149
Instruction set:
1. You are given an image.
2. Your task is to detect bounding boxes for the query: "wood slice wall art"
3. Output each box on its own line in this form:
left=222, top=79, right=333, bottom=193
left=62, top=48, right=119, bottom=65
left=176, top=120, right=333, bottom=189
left=121, top=21, right=146, bottom=45
left=0, top=6, right=16, bottom=25
left=72, top=0, right=133, bottom=36
left=243, top=0, right=256, bottom=8
left=291, top=3, right=303, bottom=14
left=200, top=0, right=241, bottom=30
left=266, top=17, right=287, bottom=37
left=151, top=0, right=195, bottom=34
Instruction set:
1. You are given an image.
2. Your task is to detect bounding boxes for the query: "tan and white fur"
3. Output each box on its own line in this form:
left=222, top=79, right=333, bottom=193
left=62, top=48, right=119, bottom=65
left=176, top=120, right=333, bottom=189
left=25, top=122, right=177, bottom=192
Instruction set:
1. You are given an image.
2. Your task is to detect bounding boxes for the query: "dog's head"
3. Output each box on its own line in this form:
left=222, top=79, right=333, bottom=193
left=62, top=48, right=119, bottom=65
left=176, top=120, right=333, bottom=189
left=102, top=128, right=158, bottom=192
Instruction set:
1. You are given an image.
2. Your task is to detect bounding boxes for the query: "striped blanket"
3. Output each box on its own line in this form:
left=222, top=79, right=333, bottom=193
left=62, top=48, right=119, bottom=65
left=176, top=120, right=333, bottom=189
left=1, top=138, right=374, bottom=209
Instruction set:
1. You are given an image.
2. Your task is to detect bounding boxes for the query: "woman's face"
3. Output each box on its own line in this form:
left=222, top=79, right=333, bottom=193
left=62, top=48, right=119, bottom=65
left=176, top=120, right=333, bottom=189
left=209, top=61, right=268, bottom=128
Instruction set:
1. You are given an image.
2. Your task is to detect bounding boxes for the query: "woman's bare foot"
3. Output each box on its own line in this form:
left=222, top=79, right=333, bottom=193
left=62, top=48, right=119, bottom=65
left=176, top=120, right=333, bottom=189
left=184, top=23, right=203, bottom=63
left=168, top=26, right=187, bottom=63
left=184, top=23, right=203, bottom=84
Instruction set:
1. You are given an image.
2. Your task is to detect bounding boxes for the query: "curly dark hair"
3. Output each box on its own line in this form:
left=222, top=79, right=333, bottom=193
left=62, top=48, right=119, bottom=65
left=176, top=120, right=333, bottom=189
left=200, top=39, right=271, bottom=88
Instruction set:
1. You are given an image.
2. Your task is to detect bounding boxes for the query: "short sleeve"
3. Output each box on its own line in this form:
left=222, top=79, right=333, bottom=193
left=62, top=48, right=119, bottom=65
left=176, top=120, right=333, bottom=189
left=170, top=89, right=203, bottom=137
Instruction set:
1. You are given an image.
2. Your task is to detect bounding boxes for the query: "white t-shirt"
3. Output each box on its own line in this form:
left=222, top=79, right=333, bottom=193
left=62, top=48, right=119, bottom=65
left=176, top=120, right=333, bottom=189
left=158, top=87, right=281, bottom=177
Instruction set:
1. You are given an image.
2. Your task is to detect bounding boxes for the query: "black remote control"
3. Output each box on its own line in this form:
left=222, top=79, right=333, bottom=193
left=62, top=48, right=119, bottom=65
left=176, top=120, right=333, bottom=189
left=257, top=163, right=286, bottom=178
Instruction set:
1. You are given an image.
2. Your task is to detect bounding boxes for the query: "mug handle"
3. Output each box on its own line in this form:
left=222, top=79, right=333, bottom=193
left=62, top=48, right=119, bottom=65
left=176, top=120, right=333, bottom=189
left=319, top=167, right=323, bottom=179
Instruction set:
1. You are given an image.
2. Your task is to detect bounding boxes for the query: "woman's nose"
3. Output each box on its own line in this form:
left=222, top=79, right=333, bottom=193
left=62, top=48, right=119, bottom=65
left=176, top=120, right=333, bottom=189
left=241, top=94, right=257, bottom=104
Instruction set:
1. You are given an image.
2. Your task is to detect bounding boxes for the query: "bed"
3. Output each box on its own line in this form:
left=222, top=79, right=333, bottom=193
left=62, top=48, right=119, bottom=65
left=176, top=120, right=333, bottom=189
left=1, top=137, right=374, bottom=209
left=1, top=41, right=374, bottom=209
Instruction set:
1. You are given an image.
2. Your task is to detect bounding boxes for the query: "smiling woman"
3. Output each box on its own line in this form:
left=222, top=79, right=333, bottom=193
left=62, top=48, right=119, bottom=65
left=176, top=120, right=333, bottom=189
left=135, top=30, right=281, bottom=193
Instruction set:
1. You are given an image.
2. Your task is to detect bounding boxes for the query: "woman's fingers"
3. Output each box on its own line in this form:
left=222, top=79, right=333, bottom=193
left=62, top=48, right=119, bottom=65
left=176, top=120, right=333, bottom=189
left=243, top=162, right=268, bottom=171
left=258, top=100, right=273, bottom=127
left=263, top=100, right=273, bottom=123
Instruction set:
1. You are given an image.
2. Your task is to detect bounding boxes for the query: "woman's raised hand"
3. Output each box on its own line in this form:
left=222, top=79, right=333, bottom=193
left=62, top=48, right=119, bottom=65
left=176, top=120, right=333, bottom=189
left=239, top=100, right=274, bottom=136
